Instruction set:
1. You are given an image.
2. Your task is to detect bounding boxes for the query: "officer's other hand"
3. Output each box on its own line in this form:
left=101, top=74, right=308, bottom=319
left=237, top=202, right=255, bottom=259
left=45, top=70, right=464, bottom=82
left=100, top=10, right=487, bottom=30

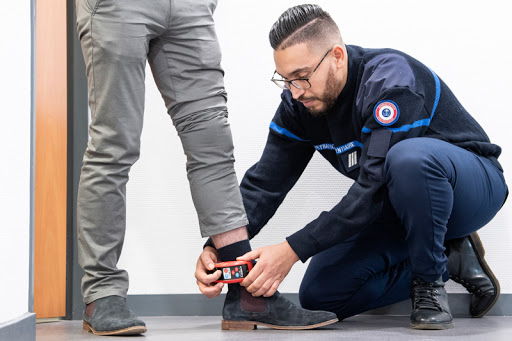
left=195, top=246, right=224, bottom=298
left=237, top=241, right=299, bottom=298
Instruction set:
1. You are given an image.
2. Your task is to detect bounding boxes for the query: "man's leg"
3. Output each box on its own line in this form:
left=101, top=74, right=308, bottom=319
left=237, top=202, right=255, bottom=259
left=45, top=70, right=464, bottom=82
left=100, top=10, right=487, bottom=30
left=148, top=0, right=337, bottom=330
left=149, top=0, right=248, bottom=240
left=300, top=205, right=412, bottom=320
left=147, top=0, right=250, bottom=258
left=76, top=0, right=169, bottom=335
left=384, top=137, right=508, bottom=328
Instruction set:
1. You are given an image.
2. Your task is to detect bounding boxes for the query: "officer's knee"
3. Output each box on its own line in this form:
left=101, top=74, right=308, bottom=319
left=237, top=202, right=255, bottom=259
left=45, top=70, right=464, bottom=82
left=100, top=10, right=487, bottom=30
left=300, top=278, right=382, bottom=320
left=299, top=276, right=350, bottom=313
left=299, top=274, right=366, bottom=317
left=299, top=280, right=323, bottom=311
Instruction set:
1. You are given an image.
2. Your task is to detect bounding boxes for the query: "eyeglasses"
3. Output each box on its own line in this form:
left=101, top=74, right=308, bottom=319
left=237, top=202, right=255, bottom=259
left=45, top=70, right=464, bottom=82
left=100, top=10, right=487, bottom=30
left=271, top=47, right=333, bottom=90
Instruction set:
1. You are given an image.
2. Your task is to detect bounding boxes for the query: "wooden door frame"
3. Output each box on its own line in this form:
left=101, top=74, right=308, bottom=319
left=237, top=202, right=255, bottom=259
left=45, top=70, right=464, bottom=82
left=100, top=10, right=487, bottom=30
left=34, top=0, right=68, bottom=318
left=33, top=0, right=88, bottom=320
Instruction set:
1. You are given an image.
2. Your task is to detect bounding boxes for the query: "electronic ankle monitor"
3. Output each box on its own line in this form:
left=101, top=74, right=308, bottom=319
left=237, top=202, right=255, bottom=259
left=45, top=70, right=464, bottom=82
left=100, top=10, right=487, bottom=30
left=212, top=260, right=252, bottom=284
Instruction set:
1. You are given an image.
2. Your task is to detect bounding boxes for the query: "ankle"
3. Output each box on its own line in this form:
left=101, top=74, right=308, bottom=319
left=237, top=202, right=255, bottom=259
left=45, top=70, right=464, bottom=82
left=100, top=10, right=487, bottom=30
left=212, top=226, right=248, bottom=249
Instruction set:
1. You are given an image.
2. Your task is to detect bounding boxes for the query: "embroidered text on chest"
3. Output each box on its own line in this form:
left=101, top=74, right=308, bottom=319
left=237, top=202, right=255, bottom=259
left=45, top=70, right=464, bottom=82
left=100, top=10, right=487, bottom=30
left=314, top=140, right=363, bottom=154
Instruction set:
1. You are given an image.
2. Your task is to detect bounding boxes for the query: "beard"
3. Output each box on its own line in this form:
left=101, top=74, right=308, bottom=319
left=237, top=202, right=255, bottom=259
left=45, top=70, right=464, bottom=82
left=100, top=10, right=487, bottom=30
left=299, top=68, right=341, bottom=117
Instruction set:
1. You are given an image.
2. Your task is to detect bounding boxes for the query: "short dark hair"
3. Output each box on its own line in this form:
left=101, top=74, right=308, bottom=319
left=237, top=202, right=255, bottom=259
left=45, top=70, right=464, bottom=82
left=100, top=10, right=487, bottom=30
left=269, top=4, right=341, bottom=50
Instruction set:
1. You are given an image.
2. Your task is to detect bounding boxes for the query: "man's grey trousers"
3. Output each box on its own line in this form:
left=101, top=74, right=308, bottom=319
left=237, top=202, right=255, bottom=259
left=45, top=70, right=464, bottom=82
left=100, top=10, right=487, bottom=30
left=76, top=0, right=248, bottom=304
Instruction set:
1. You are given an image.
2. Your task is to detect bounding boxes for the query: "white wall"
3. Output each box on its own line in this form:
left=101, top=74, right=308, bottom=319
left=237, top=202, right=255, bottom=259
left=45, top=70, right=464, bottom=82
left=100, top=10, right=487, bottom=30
left=119, top=0, right=512, bottom=295
left=0, top=2, right=32, bottom=323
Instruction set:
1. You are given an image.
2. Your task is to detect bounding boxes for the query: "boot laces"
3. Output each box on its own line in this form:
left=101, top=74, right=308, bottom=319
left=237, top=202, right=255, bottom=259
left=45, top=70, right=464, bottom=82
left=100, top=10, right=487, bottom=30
left=413, top=280, right=442, bottom=311
left=449, top=275, right=481, bottom=295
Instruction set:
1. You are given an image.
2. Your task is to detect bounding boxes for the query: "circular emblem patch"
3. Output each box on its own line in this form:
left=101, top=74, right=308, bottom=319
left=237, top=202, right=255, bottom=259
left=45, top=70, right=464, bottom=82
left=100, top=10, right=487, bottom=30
left=374, top=100, right=399, bottom=126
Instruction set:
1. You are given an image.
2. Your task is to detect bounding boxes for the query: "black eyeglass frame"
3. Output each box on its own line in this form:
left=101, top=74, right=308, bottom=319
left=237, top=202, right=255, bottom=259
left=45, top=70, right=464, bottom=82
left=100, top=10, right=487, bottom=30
left=271, top=47, right=333, bottom=90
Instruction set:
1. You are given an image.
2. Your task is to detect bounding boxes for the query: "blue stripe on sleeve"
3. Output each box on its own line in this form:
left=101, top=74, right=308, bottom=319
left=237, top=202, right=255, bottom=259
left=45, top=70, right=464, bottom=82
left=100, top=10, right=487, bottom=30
left=362, top=68, right=441, bottom=134
left=386, top=118, right=431, bottom=132
left=269, top=121, right=310, bottom=142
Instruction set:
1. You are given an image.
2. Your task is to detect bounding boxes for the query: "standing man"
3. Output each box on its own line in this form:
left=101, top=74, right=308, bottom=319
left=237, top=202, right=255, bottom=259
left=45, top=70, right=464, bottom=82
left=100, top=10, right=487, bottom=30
left=76, top=0, right=337, bottom=336
left=196, top=4, right=508, bottom=330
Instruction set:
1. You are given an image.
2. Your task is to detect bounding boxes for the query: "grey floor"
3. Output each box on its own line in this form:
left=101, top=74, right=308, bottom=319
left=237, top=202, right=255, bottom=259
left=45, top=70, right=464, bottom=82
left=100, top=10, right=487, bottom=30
left=36, top=315, right=512, bottom=341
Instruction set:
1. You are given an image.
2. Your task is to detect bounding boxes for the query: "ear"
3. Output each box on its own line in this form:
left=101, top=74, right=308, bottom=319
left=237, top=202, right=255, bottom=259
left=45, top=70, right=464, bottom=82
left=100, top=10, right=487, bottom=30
left=332, top=45, right=346, bottom=69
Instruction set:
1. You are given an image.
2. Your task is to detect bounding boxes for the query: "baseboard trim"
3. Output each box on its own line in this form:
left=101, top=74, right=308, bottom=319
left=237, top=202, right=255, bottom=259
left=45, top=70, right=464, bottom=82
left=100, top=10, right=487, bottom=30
left=119, top=293, right=512, bottom=318
left=0, top=313, right=36, bottom=341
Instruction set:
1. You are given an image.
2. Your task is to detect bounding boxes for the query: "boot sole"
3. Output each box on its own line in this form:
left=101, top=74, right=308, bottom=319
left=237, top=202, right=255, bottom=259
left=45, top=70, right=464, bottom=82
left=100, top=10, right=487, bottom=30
left=221, top=318, right=338, bottom=330
left=83, top=321, right=147, bottom=336
left=410, top=321, right=454, bottom=330
left=460, top=232, right=500, bottom=318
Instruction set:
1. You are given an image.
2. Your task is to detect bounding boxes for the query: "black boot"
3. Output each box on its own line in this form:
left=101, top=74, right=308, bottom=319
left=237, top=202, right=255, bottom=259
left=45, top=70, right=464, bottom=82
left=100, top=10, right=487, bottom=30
left=410, top=277, right=454, bottom=330
left=222, top=284, right=338, bottom=330
left=82, top=295, right=147, bottom=335
left=446, top=232, right=500, bottom=317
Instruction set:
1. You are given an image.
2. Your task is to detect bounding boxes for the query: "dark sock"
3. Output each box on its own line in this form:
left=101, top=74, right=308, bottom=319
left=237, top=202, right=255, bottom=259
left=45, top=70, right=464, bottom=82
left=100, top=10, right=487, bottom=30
left=217, top=240, right=266, bottom=302
left=217, top=239, right=251, bottom=262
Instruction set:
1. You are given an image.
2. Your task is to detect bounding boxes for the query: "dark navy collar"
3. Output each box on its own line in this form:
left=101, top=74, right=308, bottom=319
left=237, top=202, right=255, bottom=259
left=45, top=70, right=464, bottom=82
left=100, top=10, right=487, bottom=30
left=339, top=45, right=362, bottom=101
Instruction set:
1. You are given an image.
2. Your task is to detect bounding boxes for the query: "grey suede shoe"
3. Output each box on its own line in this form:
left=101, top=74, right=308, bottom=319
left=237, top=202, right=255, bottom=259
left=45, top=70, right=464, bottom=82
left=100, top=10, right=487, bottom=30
left=222, top=284, right=338, bottom=330
left=82, top=295, right=147, bottom=336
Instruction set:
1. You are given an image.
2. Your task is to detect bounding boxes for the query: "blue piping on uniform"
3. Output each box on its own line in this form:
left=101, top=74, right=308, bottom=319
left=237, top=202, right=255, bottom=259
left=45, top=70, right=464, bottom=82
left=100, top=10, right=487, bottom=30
left=429, top=68, right=440, bottom=119
left=362, top=68, right=441, bottom=134
left=270, top=122, right=363, bottom=153
left=270, top=121, right=310, bottom=141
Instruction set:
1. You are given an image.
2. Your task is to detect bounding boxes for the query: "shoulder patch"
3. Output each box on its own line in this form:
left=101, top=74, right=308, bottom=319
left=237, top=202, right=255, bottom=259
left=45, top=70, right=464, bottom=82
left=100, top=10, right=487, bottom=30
left=373, top=100, right=399, bottom=126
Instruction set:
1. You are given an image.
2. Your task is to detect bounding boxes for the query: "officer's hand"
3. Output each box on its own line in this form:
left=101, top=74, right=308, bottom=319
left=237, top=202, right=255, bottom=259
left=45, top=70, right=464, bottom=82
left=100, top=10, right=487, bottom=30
left=237, top=241, right=299, bottom=297
left=195, top=246, right=224, bottom=298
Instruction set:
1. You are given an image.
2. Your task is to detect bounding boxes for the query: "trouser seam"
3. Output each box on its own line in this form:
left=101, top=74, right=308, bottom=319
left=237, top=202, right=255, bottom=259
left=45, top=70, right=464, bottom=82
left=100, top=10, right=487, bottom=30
left=418, top=158, right=441, bottom=280
left=91, top=0, right=101, bottom=16
left=89, top=15, right=96, bottom=116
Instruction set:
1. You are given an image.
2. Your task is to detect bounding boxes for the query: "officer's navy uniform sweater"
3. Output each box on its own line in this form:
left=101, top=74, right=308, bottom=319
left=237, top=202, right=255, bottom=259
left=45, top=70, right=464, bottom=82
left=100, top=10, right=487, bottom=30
left=239, top=45, right=504, bottom=263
